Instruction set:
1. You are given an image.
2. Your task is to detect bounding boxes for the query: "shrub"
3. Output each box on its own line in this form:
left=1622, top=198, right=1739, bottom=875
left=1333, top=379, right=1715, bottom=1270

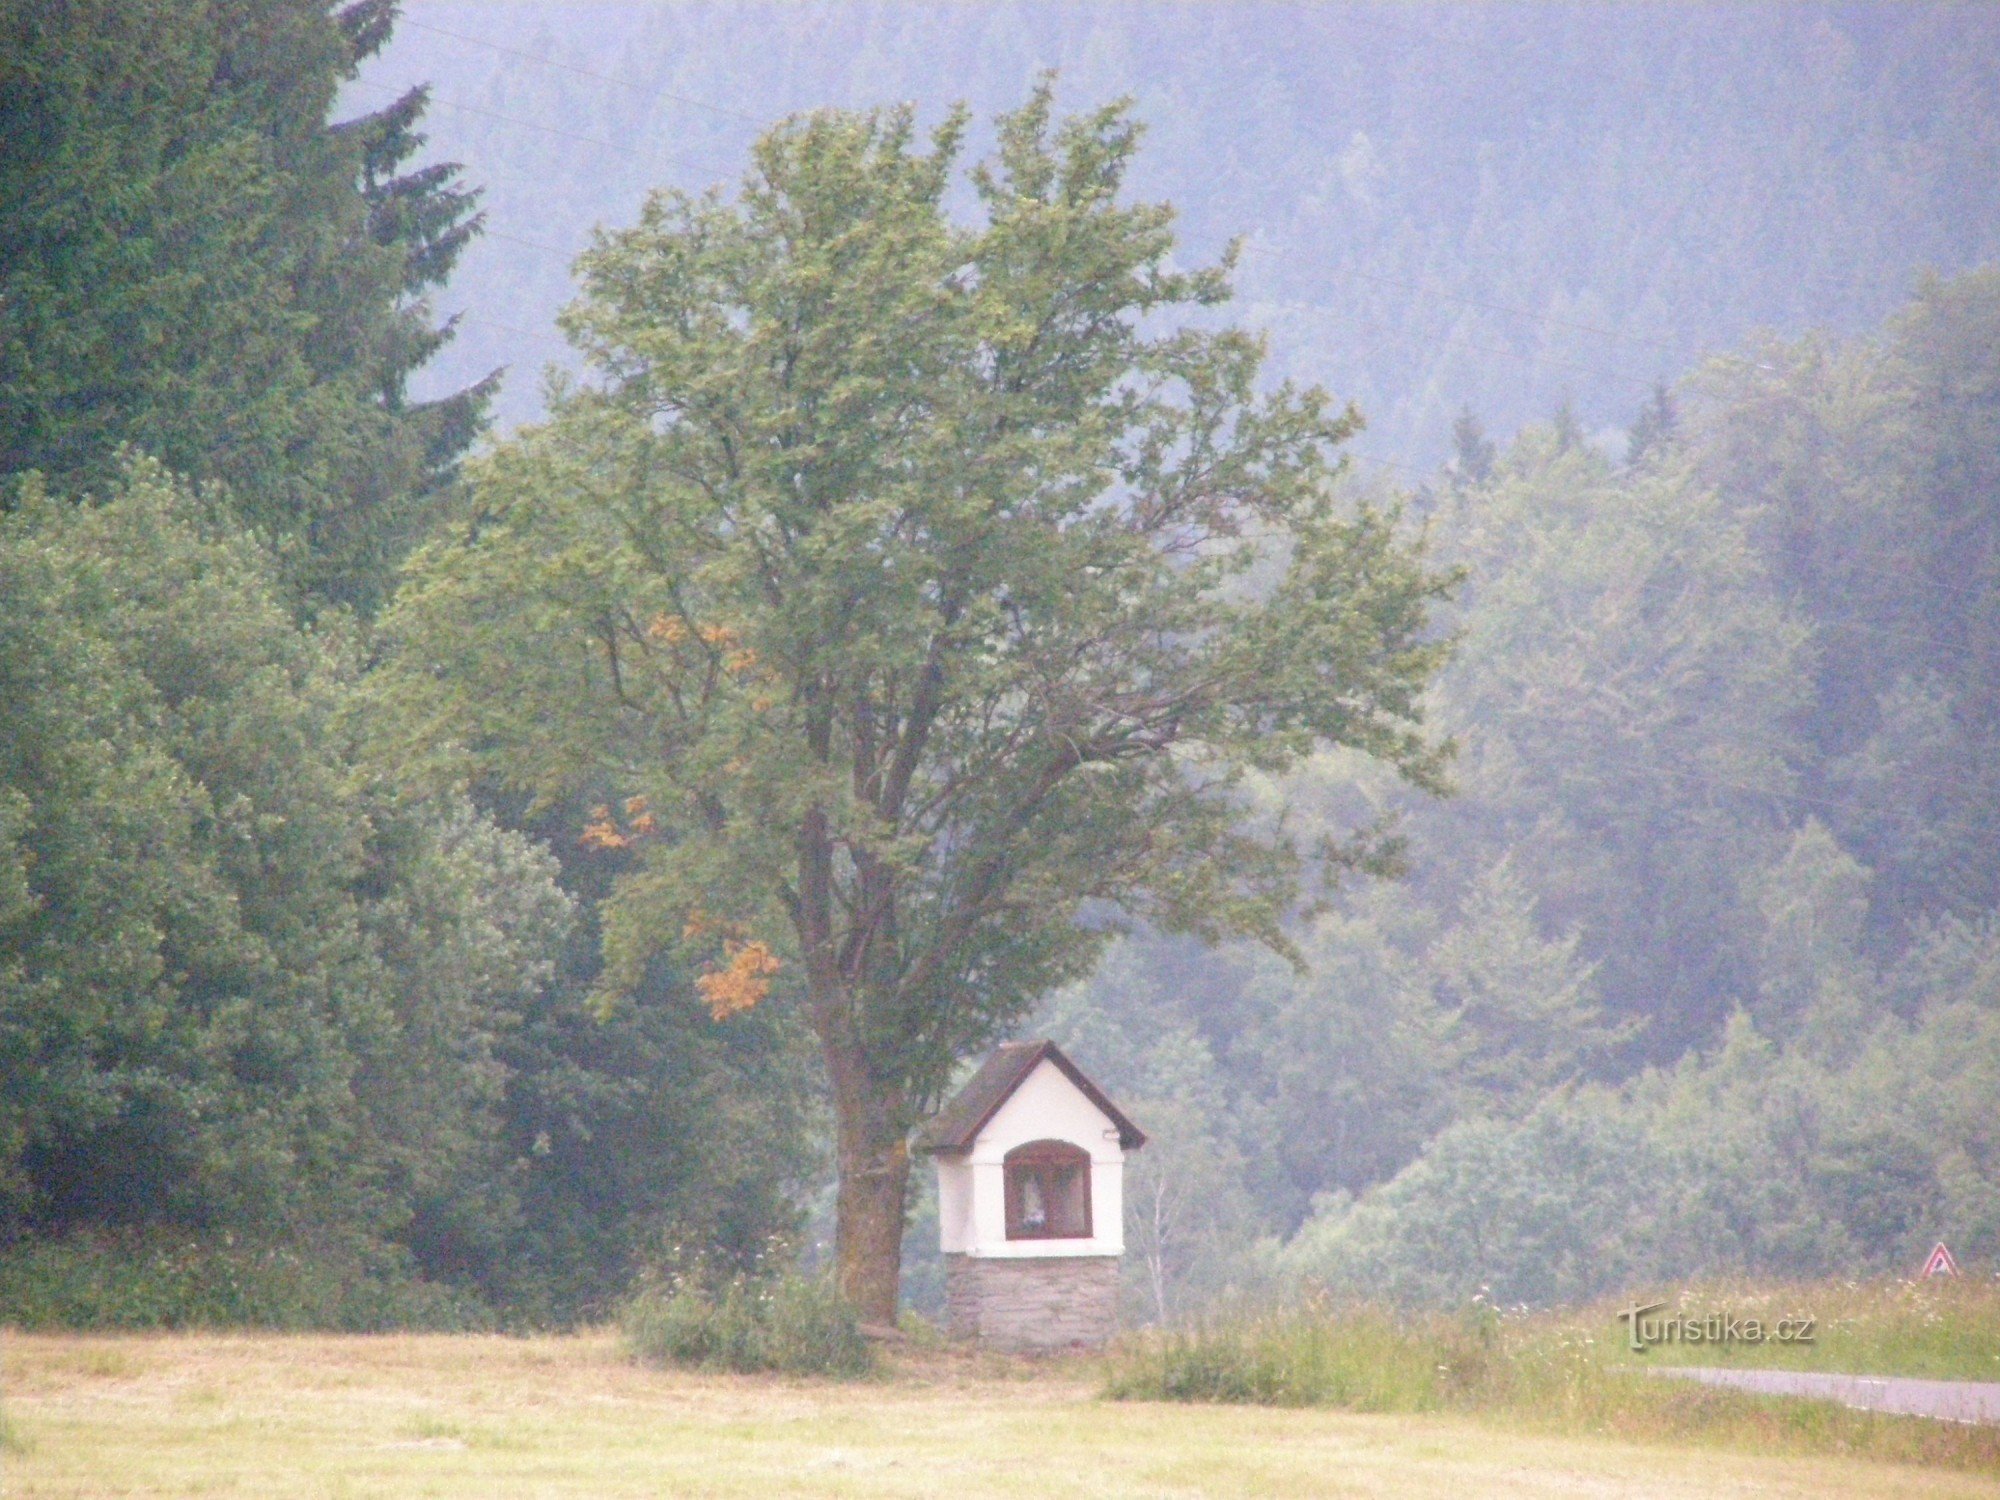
left=621, top=1272, right=872, bottom=1378
left=0, top=1232, right=491, bottom=1332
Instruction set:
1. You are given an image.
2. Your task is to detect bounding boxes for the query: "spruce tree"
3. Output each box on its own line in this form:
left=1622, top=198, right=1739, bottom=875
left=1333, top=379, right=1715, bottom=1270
left=0, top=0, right=491, bottom=612
left=1625, top=380, right=1679, bottom=467
left=1449, top=406, right=1497, bottom=485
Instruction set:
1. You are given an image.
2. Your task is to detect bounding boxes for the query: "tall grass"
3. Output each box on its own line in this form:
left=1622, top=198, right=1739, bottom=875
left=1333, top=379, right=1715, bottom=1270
left=620, top=1272, right=874, bottom=1379
left=0, top=1401, right=30, bottom=1456
left=1628, top=1276, right=2000, bottom=1381
left=1104, top=1283, right=2000, bottom=1474
left=1103, top=1299, right=1500, bottom=1411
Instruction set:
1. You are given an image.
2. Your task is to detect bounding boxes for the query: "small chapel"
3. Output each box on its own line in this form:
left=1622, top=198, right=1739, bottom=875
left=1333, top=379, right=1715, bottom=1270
left=917, top=1039, right=1145, bottom=1350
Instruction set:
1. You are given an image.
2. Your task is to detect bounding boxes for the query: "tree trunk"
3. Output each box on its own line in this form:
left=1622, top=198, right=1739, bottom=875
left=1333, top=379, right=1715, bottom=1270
left=825, top=1037, right=911, bottom=1325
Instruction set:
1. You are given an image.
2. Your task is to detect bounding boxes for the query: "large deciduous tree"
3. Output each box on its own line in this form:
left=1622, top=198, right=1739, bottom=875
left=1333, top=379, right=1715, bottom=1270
left=379, top=90, right=1452, bottom=1319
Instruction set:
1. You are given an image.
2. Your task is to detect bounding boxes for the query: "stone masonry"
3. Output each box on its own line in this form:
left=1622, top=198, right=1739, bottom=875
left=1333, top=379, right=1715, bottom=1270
left=943, top=1253, right=1120, bottom=1350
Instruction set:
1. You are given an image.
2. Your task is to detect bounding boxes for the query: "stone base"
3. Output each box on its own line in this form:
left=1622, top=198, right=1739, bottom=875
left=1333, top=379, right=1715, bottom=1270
left=943, top=1253, right=1120, bottom=1350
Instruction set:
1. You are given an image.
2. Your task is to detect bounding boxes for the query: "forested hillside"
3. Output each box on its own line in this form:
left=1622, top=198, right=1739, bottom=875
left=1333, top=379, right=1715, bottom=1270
left=358, top=3, right=2000, bottom=461
left=3, top=2, right=1997, bottom=1329
left=1026, top=269, right=2000, bottom=1316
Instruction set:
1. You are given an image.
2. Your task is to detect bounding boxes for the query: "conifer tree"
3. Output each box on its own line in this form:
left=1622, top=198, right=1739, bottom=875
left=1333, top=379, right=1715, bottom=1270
left=1625, top=380, right=1679, bottom=467
left=1449, top=406, right=1497, bottom=486
left=0, top=0, right=491, bottom=612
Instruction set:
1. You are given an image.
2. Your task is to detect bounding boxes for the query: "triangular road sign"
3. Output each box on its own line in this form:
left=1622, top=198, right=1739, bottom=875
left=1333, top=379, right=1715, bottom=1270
left=1921, top=1241, right=1960, bottom=1278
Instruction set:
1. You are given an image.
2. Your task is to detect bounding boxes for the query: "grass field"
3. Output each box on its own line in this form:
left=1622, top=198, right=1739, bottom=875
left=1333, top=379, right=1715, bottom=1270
left=1101, top=1280, right=2000, bottom=1476
left=4, top=1329, right=1997, bottom=1499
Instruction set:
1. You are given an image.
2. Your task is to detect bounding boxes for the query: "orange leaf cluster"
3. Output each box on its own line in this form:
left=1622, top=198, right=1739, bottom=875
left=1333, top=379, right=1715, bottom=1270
left=579, top=805, right=627, bottom=850
left=647, top=616, right=757, bottom=675
left=695, top=939, right=781, bottom=1021
left=580, top=795, right=657, bottom=850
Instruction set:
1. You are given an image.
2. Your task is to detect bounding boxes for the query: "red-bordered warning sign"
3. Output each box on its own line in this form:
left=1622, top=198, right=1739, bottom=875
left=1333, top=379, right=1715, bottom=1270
left=1921, top=1242, right=1960, bottom=1278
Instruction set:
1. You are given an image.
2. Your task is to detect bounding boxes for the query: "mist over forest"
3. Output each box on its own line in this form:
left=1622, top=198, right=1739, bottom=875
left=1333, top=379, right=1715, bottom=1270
left=4, top=2, right=1999, bottom=1331
left=362, top=3, right=2000, bottom=460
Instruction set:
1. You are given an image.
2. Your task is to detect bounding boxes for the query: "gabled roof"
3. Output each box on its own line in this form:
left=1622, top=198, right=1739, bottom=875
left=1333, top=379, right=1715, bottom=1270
left=915, top=1039, right=1146, bottom=1154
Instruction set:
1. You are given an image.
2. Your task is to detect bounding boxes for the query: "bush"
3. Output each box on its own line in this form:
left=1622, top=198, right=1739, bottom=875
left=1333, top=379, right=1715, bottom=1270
left=621, top=1272, right=872, bottom=1378
left=0, top=1232, right=491, bottom=1332
left=1280, top=1102, right=1683, bottom=1308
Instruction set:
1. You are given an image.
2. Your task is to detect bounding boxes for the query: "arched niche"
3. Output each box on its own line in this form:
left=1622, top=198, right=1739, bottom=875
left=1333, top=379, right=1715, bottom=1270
left=1003, top=1138, right=1092, bottom=1240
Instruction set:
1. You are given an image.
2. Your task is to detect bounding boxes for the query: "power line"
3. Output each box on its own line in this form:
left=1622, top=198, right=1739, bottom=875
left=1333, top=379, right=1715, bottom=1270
left=455, top=313, right=572, bottom=348
left=477, top=226, right=584, bottom=261
left=1239, top=241, right=1693, bottom=362
left=1473, top=746, right=1990, bottom=830
left=347, top=79, right=721, bottom=179
left=398, top=16, right=764, bottom=125
left=1260, top=297, right=1665, bottom=393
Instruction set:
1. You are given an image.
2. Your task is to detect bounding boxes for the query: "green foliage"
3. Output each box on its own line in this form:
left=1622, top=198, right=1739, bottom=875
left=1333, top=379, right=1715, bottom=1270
left=0, top=0, right=490, bottom=611
left=1284, top=969, right=2000, bottom=1306
left=1688, top=267, right=2000, bottom=933
left=621, top=1273, right=873, bottom=1378
left=1423, top=859, right=1628, bottom=1112
left=0, top=453, right=812, bottom=1326
left=489, top=920, right=822, bottom=1324
left=0, top=457, right=569, bottom=1285
left=1049, top=271, right=2000, bottom=1318
left=377, top=83, right=1454, bottom=1313
left=0, top=1230, right=490, bottom=1332
left=1625, top=382, right=1679, bottom=467
left=1282, top=1099, right=1679, bottom=1308
left=1422, top=424, right=1811, bottom=1055
left=1747, top=820, right=1874, bottom=1049
left=8, top=0, right=1998, bottom=1334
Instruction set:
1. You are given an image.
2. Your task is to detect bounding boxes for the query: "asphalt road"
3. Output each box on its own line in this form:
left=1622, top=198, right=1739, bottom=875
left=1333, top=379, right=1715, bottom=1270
left=1652, top=1366, right=2000, bottom=1424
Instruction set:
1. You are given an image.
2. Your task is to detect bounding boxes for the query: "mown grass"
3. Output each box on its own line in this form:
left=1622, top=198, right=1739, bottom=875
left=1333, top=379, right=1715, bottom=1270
left=1103, top=1283, right=2000, bottom=1476
left=7, top=1329, right=1992, bottom=1499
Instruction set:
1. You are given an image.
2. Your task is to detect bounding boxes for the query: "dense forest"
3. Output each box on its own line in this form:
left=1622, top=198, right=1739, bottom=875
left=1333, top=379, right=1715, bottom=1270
left=368, top=2, right=2000, bottom=461
left=2, top=2, right=1997, bottom=1328
left=1026, top=267, right=2000, bottom=1315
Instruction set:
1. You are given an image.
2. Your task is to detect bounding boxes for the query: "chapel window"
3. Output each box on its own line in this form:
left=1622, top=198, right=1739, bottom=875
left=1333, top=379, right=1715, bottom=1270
left=1003, top=1139, right=1092, bottom=1239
